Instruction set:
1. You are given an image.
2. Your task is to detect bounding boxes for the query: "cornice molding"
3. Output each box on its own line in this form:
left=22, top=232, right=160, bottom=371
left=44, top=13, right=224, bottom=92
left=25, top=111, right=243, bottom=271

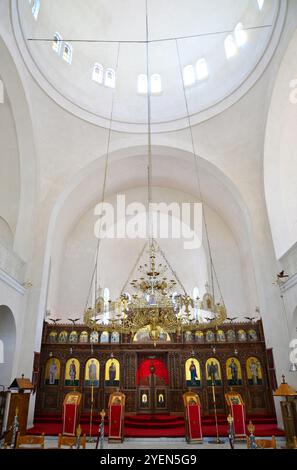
left=0, top=268, right=26, bottom=295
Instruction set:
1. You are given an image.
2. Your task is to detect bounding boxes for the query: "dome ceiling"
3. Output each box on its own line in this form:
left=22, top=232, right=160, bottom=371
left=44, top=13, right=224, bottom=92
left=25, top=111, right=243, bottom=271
left=13, top=0, right=285, bottom=132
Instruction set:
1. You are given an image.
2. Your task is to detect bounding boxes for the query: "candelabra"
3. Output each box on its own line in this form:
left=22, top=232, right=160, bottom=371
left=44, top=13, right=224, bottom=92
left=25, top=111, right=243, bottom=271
left=227, top=414, right=235, bottom=449
left=209, top=383, right=223, bottom=444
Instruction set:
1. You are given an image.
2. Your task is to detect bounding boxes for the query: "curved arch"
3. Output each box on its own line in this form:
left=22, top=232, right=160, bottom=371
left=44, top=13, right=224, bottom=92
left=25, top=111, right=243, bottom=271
left=0, top=35, right=37, bottom=262
left=0, top=305, right=16, bottom=387
left=39, top=144, right=259, bottom=328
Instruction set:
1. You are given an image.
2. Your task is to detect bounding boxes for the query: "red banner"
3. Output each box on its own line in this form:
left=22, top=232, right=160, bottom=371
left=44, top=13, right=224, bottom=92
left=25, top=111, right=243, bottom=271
left=187, top=404, right=202, bottom=441
left=231, top=403, right=246, bottom=437
left=109, top=404, right=123, bottom=440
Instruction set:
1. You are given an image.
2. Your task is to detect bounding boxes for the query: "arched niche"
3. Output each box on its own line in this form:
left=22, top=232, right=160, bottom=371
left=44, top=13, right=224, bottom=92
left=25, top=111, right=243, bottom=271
left=0, top=305, right=16, bottom=387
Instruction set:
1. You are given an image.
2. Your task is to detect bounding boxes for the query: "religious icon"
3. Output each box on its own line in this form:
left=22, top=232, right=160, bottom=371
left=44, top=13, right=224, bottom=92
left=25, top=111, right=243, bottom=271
left=230, top=396, right=241, bottom=405
left=206, top=330, right=215, bottom=342
left=185, top=358, right=201, bottom=387
left=111, top=396, right=122, bottom=405
left=105, top=358, right=120, bottom=386
left=84, top=358, right=99, bottom=386
left=226, top=357, right=242, bottom=386
left=216, top=330, right=226, bottom=342
left=248, top=329, right=258, bottom=341
left=187, top=397, right=197, bottom=406
left=69, top=331, right=78, bottom=343
left=184, top=331, right=192, bottom=342
left=90, top=331, right=99, bottom=343
left=246, top=357, right=262, bottom=385
left=206, top=358, right=222, bottom=386
left=226, top=329, right=236, bottom=342
left=45, top=357, right=60, bottom=385
left=237, top=329, right=247, bottom=342
left=65, top=358, right=80, bottom=386
left=79, top=331, right=88, bottom=343
left=195, top=331, right=204, bottom=343
left=157, top=391, right=166, bottom=407
left=49, top=331, right=57, bottom=343
left=58, top=331, right=68, bottom=343
left=133, top=326, right=170, bottom=343
left=111, top=332, right=120, bottom=343
left=100, top=331, right=109, bottom=343
left=141, top=392, right=148, bottom=404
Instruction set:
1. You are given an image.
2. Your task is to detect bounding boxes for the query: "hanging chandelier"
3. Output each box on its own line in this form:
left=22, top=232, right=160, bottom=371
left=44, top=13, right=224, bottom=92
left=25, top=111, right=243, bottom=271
left=83, top=1, right=227, bottom=344
left=84, top=242, right=227, bottom=343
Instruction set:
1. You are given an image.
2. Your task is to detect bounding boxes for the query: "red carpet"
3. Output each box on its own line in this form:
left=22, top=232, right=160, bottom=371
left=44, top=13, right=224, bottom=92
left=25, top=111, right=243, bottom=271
left=27, top=413, right=284, bottom=438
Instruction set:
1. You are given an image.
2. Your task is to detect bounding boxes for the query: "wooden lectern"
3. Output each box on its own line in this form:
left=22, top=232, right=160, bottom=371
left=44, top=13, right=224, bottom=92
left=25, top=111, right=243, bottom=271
left=274, top=376, right=297, bottom=449
left=225, top=391, right=246, bottom=439
left=183, top=391, right=203, bottom=443
left=62, top=391, right=82, bottom=436
left=108, top=391, right=125, bottom=443
left=5, top=377, right=34, bottom=445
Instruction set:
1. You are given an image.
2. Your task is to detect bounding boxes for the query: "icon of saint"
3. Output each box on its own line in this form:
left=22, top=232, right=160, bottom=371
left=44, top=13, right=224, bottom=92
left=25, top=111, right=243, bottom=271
left=69, top=360, right=76, bottom=383
left=49, top=359, right=58, bottom=385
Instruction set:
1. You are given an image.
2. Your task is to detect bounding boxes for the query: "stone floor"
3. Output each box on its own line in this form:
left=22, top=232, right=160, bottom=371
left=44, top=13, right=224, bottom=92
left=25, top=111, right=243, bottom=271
left=42, top=436, right=286, bottom=450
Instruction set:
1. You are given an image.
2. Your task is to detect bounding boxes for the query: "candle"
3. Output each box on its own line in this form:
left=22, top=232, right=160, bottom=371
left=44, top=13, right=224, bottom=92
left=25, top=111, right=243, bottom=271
left=212, top=385, right=216, bottom=403
left=91, top=384, right=94, bottom=402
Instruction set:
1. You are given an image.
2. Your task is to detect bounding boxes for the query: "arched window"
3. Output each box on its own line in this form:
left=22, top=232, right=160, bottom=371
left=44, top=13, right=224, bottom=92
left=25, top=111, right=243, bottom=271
left=234, top=23, right=247, bottom=48
left=105, top=68, right=116, bottom=88
left=196, top=58, right=209, bottom=81
left=32, top=0, right=40, bottom=20
left=63, top=43, right=73, bottom=64
left=257, top=0, right=264, bottom=10
left=183, top=65, right=195, bottom=87
left=52, top=33, right=62, bottom=54
left=224, top=35, right=237, bottom=59
left=137, top=74, right=148, bottom=94
left=92, top=63, right=104, bottom=84
left=151, top=74, right=162, bottom=94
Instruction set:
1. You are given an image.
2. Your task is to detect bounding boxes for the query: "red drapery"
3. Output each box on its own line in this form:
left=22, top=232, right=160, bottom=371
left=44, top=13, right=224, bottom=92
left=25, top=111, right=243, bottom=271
left=231, top=404, right=246, bottom=437
left=62, top=403, right=77, bottom=435
left=109, top=405, right=123, bottom=439
left=137, top=359, right=169, bottom=385
left=187, top=405, right=202, bottom=440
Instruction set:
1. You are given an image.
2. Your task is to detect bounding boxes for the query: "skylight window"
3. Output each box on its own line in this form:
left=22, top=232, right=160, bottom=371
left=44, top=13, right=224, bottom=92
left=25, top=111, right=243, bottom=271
left=137, top=74, right=148, bottom=94
left=196, top=58, right=209, bottom=81
left=32, top=0, right=40, bottom=20
left=234, top=23, right=247, bottom=47
left=52, top=33, right=62, bottom=54
left=257, top=0, right=265, bottom=10
left=92, top=63, right=104, bottom=84
left=183, top=65, right=196, bottom=87
left=62, top=43, right=73, bottom=64
left=224, top=35, right=237, bottom=59
left=151, top=74, right=162, bottom=94
left=105, top=68, right=116, bottom=88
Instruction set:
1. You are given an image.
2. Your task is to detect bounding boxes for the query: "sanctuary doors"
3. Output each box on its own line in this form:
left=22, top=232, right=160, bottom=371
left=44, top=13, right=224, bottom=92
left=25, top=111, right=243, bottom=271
left=137, top=357, right=169, bottom=413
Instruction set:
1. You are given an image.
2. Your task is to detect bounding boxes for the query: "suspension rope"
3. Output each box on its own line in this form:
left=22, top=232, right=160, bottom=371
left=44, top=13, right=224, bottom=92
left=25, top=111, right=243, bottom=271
left=84, top=42, right=121, bottom=312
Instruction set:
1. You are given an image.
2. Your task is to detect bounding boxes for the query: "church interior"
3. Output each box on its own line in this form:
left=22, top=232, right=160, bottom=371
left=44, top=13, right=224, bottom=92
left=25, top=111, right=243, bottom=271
left=1, top=0, right=297, bottom=452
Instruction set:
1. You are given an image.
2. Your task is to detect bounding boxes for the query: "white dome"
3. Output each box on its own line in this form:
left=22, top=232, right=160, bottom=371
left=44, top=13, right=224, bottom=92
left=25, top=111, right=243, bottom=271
left=13, top=0, right=285, bottom=132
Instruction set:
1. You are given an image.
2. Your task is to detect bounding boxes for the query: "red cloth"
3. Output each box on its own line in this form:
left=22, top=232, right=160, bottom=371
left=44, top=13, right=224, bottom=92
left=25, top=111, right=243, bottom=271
left=187, top=405, right=202, bottom=440
left=231, top=404, right=246, bottom=437
left=62, top=403, right=77, bottom=435
left=109, top=405, right=123, bottom=439
left=137, top=359, right=169, bottom=385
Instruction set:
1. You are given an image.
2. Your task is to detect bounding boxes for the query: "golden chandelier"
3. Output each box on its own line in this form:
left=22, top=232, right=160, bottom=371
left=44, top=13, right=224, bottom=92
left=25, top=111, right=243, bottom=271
left=84, top=242, right=226, bottom=343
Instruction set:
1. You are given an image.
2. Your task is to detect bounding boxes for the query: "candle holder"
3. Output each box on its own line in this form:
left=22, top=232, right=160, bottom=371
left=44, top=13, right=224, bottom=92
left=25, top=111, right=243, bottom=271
left=96, top=409, right=106, bottom=449
left=87, top=383, right=96, bottom=443
left=208, top=383, right=224, bottom=444
left=227, top=414, right=235, bottom=449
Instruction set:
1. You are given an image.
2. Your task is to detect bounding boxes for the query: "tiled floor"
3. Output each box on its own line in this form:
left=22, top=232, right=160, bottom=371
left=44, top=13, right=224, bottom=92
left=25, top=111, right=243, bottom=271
left=42, top=436, right=286, bottom=450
